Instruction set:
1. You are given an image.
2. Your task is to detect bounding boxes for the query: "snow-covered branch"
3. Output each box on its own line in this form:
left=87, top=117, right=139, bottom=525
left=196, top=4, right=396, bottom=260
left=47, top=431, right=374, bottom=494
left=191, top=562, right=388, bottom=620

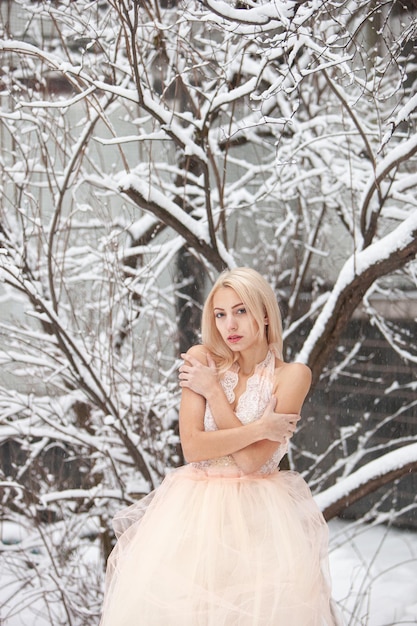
left=298, top=212, right=417, bottom=383
left=120, top=174, right=233, bottom=271
left=315, top=444, right=417, bottom=521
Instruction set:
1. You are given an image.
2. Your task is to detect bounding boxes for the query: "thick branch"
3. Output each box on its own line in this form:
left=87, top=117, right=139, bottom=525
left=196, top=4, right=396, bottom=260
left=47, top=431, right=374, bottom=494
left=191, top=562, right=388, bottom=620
left=320, top=461, right=417, bottom=521
left=314, top=443, right=417, bottom=521
left=121, top=185, right=227, bottom=272
left=304, top=224, right=417, bottom=386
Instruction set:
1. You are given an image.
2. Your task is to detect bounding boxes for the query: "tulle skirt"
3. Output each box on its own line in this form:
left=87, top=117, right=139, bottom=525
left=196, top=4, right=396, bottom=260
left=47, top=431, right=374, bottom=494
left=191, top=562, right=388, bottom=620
left=100, top=464, right=338, bottom=626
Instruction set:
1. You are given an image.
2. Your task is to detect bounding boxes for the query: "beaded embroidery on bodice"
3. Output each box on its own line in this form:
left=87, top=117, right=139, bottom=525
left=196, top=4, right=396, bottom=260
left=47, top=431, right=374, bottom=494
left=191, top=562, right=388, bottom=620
left=195, top=350, right=287, bottom=475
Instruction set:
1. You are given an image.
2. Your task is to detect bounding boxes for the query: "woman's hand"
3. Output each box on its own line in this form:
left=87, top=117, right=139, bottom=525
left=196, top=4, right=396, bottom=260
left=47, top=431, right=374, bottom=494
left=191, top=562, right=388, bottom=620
left=259, top=397, right=300, bottom=444
left=179, top=351, right=219, bottom=398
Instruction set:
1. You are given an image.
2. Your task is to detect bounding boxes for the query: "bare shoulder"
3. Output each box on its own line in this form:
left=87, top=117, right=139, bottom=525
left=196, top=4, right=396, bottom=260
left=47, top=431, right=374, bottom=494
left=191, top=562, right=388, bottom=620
left=272, top=361, right=312, bottom=411
left=274, top=361, right=312, bottom=391
left=183, top=344, right=210, bottom=364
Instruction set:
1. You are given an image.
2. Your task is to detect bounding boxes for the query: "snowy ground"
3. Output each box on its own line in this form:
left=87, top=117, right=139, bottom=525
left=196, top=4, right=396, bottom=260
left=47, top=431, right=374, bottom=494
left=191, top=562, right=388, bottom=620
left=0, top=518, right=416, bottom=625
left=329, top=519, right=417, bottom=625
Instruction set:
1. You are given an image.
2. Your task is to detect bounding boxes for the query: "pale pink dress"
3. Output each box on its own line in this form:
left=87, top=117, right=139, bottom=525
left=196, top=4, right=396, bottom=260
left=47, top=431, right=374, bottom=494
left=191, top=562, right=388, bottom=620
left=100, top=350, right=340, bottom=625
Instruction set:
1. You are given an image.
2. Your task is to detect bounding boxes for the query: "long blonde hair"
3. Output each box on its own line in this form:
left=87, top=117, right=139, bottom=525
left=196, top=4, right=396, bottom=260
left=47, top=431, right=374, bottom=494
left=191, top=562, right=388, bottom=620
left=201, top=267, right=283, bottom=372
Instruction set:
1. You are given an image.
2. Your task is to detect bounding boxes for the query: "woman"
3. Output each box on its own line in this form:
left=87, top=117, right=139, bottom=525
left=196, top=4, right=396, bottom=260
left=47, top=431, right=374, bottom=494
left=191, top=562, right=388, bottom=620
left=100, top=267, right=339, bottom=625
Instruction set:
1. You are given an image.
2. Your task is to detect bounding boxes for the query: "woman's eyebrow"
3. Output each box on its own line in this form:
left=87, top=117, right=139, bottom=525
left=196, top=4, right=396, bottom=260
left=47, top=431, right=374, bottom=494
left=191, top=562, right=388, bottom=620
left=213, top=302, right=244, bottom=311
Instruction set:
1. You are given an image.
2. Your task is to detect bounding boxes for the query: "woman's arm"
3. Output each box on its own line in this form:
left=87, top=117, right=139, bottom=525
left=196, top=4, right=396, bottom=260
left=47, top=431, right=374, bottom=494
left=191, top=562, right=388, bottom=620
left=179, top=385, right=267, bottom=463
left=179, top=346, right=304, bottom=471
left=203, top=388, right=291, bottom=474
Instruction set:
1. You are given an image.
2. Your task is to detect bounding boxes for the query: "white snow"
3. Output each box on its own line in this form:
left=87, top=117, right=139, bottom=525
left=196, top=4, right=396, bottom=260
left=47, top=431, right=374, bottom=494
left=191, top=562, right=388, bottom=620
left=211, top=77, right=258, bottom=110
left=392, top=92, right=417, bottom=127
left=329, top=519, right=417, bottom=626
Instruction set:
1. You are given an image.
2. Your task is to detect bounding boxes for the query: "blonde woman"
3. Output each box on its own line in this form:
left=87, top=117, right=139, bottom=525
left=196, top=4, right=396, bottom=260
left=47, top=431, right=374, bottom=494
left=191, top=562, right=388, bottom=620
left=100, top=267, right=339, bottom=626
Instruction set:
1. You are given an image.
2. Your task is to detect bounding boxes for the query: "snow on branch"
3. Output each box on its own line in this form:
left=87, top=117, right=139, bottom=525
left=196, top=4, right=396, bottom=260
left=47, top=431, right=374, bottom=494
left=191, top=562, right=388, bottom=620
left=119, top=173, right=234, bottom=271
left=88, top=79, right=208, bottom=162
left=298, top=211, right=417, bottom=381
left=360, top=133, right=417, bottom=244
left=211, top=77, right=258, bottom=111
left=0, top=40, right=207, bottom=164
left=0, top=259, right=120, bottom=418
left=201, top=0, right=314, bottom=28
left=385, top=91, right=417, bottom=137
left=0, top=39, right=65, bottom=69
left=39, top=487, right=133, bottom=507
left=315, top=443, right=417, bottom=521
left=203, top=0, right=287, bottom=25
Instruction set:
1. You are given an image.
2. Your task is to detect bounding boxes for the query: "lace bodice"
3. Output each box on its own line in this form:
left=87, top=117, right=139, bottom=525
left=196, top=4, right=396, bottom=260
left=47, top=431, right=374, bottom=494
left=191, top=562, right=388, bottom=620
left=194, top=350, right=287, bottom=475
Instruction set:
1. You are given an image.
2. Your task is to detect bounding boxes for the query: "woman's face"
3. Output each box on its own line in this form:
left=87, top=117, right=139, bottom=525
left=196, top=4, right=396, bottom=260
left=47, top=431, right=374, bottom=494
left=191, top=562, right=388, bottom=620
left=212, top=287, right=260, bottom=353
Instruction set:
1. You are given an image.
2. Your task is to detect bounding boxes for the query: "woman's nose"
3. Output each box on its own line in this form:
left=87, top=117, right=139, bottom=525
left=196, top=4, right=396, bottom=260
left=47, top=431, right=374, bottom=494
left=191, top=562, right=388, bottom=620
left=226, top=315, right=237, bottom=331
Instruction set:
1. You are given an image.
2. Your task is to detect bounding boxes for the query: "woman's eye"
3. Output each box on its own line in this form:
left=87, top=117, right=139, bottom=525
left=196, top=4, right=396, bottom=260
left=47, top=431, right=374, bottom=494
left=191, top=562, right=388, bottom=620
left=237, top=308, right=246, bottom=314
left=215, top=312, right=224, bottom=319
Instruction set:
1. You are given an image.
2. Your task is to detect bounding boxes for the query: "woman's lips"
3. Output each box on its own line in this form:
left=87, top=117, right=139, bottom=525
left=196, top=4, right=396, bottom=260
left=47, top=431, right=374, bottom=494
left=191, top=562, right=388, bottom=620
left=227, top=335, right=242, bottom=344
